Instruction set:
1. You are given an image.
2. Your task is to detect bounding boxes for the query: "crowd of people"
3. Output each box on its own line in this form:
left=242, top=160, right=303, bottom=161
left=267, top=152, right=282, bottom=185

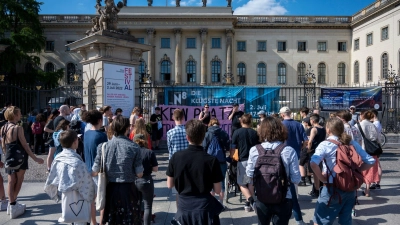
left=0, top=101, right=384, bottom=225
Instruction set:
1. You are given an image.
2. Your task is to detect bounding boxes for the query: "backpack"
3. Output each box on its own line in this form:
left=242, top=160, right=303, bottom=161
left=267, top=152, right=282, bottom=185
left=32, top=122, right=43, bottom=135
left=207, top=135, right=226, bottom=163
left=253, top=143, right=288, bottom=204
left=70, top=120, right=82, bottom=135
left=325, top=140, right=364, bottom=193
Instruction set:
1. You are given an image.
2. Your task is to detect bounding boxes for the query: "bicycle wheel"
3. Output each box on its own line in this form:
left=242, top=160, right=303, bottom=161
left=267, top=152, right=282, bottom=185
left=380, top=132, right=386, bottom=147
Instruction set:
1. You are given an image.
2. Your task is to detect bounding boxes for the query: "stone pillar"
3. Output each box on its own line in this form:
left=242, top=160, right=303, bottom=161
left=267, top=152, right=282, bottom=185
left=174, top=28, right=182, bottom=84
left=146, top=28, right=156, bottom=80
left=200, top=28, right=208, bottom=85
left=225, top=29, right=234, bottom=75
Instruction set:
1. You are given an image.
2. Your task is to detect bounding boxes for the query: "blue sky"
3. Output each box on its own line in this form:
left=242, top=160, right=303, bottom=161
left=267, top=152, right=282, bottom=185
left=39, top=0, right=375, bottom=15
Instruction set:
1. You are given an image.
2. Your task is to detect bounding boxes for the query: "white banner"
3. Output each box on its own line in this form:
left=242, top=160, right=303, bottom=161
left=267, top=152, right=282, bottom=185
left=103, top=63, right=135, bottom=117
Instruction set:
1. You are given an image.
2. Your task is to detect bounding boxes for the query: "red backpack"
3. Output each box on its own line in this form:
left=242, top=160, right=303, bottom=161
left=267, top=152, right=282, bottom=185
left=32, top=122, right=43, bottom=135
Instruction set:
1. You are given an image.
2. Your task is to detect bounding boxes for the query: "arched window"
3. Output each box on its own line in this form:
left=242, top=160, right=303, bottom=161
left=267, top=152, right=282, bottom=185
left=45, top=62, right=55, bottom=73
left=237, top=63, right=246, bottom=84
left=139, top=60, right=146, bottom=82
left=278, top=63, right=286, bottom=84
left=318, top=63, right=326, bottom=84
left=160, top=60, right=171, bottom=81
left=25, top=63, right=33, bottom=74
left=257, top=63, right=266, bottom=84
left=367, top=57, right=373, bottom=81
left=211, top=56, right=221, bottom=82
left=381, top=53, right=388, bottom=79
left=337, top=63, right=346, bottom=84
left=186, top=56, right=196, bottom=83
left=354, top=61, right=359, bottom=83
left=66, top=63, right=76, bottom=84
left=297, top=62, right=306, bottom=84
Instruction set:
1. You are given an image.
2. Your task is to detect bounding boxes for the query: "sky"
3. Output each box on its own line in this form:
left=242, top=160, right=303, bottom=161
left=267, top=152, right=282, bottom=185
left=39, top=0, right=376, bottom=15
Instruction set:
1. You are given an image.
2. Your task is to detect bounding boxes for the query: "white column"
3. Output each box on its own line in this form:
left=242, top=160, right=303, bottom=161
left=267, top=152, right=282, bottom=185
left=225, top=29, right=234, bottom=74
left=146, top=28, right=155, bottom=81
left=200, top=28, right=208, bottom=85
left=174, top=28, right=182, bottom=84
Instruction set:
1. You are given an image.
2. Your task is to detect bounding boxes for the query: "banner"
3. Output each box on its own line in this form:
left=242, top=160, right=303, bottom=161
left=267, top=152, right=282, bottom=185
left=319, top=87, right=382, bottom=111
left=163, top=86, right=280, bottom=118
left=158, top=104, right=244, bottom=140
left=103, top=63, right=135, bottom=117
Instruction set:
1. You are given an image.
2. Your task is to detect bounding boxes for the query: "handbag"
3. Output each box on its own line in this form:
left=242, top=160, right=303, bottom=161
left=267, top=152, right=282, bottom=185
left=357, top=123, right=383, bottom=156
left=232, top=149, right=239, bottom=161
left=96, top=142, right=107, bottom=211
left=59, top=190, right=91, bottom=223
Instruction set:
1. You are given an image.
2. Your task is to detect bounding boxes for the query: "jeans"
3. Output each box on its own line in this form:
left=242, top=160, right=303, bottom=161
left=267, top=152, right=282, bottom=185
left=135, top=176, right=154, bottom=225
left=34, top=134, right=45, bottom=154
left=256, top=199, right=293, bottom=225
left=290, top=183, right=303, bottom=222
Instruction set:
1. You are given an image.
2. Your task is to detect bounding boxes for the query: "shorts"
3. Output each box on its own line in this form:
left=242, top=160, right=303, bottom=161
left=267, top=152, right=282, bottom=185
left=151, top=129, right=163, bottom=141
left=237, top=160, right=251, bottom=186
left=313, top=186, right=355, bottom=225
left=299, top=148, right=311, bottom=166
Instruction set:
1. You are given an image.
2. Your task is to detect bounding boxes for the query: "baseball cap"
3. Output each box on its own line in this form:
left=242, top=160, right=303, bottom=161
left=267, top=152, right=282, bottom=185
left=232, top=103, right=239, bottom=107
left=257, top=110, right=266, bottom=115
left=349, top=105, right=356, bottom=109
left=279, top=106, right=291, bottom=114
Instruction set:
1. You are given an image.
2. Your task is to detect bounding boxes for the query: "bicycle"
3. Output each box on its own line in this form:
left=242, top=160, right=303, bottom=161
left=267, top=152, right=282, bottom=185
left=380, top=132, right=386, bottom=147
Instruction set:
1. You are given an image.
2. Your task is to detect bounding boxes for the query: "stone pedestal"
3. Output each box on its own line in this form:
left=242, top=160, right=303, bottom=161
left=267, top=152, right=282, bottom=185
left=67, top=31, right=151, bottom=114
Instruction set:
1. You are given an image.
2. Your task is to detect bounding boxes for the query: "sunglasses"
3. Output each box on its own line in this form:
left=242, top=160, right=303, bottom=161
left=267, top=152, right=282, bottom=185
left=205, top=107, right=209, bottom=108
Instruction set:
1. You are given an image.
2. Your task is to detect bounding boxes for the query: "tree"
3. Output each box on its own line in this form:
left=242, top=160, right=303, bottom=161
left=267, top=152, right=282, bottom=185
left=0, top=0, right=63, bottom=86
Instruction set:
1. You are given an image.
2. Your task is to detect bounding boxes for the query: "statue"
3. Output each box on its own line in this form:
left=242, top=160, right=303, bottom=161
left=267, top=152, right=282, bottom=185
left=147, top=0, right=153, bottom=6
left=202, top=0, right=206, bottom=7
left=227, top=0, right=231, bottom=7
left=86, top=0, right=125, bottom=36
left=176, top=0, right=180, bottom=7
left=123, top=0, right=127, bottom=6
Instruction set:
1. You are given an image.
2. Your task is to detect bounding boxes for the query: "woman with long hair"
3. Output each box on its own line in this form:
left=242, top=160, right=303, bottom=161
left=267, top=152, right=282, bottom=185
left=134, top=134, right=158, bottom=225
left=129, top=118, right=151, bottom=149
left=130, top=107, right=141, bottom=131
left=92, top=115, right=144, bottom=225
left=44, top=109, right=60, bottom=171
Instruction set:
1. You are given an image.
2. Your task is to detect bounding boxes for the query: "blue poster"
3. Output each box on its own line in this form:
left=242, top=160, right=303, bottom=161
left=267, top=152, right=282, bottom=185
left=319, top=87, right=382, bottom=111
left=163, top=86, right=280, bottom=118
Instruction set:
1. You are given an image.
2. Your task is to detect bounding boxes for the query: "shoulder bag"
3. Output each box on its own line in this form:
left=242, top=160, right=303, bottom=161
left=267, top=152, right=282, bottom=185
left=96, top=142, right=107, bottom=211
left=357, top=123, right=383, bottom=156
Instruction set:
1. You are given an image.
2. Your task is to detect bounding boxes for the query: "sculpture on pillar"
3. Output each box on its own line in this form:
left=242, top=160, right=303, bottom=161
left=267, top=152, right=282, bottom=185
left=123, top=0, right=127, bottom=6
left=148, top=0, right=153, bottom=6
left=202, top=0, right=206, bottom=7
left=176, top=0, right=180, bottom=7
left=86, top=0, right=126, bottom=36
left=227, top=0, right=231, bottom=7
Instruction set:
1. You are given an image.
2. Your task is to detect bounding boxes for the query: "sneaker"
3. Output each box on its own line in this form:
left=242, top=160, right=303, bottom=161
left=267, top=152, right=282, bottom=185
left=305, top=177, right=312, bottom=185
left=369, top=183, right=377, bottom=189
left=352, top=209, right=357, bottom=217
left=296, top=220, right=306, bottom=225
left=7, top=203, right=10, bottom=215
left=0, top=200, right=8, bottom=211
left=10, top=203, right=25, bottom=219
left=309, top=189, right=319, bottom=198
left=298, top=181, right=307, bottom=186
left=244, top=201, right=251, bottom=212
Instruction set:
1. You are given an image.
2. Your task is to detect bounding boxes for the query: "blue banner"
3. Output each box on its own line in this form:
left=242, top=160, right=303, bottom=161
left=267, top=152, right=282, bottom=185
left=163, top=86, right=280, bottom=117
left=319, top=87, right=382, bottom=111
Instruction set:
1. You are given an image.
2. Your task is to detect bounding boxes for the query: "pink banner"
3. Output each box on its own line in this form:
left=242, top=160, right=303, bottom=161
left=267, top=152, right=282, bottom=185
left=158, top=104, right=245, bottom=139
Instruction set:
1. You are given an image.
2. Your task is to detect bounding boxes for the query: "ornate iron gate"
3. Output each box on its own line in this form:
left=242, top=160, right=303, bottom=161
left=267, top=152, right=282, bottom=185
left=382, top=65, right=400, bottom=133
left=303, top=64, right=317, bottom=109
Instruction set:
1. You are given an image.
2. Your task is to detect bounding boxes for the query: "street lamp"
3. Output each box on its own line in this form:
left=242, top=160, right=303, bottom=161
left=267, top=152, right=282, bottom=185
left=383, top=64, right=399, bottom=133
left=223, top=66, right=234, bottom=85
left=69, top=64, right=82, bottom=84
left=141, top=64, right=152, bottom=84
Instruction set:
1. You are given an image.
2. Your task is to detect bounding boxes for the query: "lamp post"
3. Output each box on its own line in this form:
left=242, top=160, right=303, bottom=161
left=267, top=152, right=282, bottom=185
left=223, top=66, right=234, bottom=86
left=140, top=65, right=152, bottom=116
left=70, top=64, right=82, bottom=84
left=303, top=64, right=316, bottom=108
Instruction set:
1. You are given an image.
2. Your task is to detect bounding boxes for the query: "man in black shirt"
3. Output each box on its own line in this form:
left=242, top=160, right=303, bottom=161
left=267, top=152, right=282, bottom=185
left=166, top=119, right=224, bottom=224
left=228, top=103, right=244, bottom=137
left=53, top=105, right=71, bottom=129
left=150, top=107, right=162, bottom=150
left=198, top=104, right=211, bottom=126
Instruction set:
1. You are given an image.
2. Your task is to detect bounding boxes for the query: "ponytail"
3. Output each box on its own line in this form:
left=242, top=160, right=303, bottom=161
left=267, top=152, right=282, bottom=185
left=339, top=132, right=352, bottom=145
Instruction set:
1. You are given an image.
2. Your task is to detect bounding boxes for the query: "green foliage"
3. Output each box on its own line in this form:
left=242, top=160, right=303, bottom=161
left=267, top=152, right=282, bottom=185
left=8, top=68, right=64, bottom=86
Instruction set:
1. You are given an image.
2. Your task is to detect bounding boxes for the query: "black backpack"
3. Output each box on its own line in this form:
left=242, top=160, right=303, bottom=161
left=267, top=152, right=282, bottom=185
left=253, top=143, right=289, bottom=204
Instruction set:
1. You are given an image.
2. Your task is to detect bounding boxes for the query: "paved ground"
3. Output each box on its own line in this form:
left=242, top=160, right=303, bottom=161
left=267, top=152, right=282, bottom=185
left=1, top=148, right=400, bottom=224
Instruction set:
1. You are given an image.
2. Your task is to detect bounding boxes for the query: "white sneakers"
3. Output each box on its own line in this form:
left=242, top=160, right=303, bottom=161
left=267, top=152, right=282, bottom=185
left=9, top=203, right=26, bottom=219
left=0, top=199, right=8, bottom=211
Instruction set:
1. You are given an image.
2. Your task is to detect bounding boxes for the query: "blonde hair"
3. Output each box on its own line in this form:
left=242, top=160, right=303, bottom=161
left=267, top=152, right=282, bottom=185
left=133, top=118, right=149, bottom=141
left=4, top=106, right=20, bottom=121
left=131, top=107, right=140, bottom=115
left=326, top=118, right=352, bottom=145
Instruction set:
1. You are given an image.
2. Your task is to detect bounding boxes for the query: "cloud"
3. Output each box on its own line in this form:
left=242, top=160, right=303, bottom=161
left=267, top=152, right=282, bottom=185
left=234, top=0, right=287, bottom=15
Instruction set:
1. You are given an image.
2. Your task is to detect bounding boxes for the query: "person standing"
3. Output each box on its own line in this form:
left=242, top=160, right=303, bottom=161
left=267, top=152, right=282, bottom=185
left=299, top=107, right=309, bottom=119
left=228, top=103, right=244, bottom=137
left=198, top=104, right=211, bottom=126
left=257, top=110, right=266, bottom=130
left=130, top=107, right=141, bottom=131
left=349, top=105, right=359, bottom=126
left=370, top=109, right=382, bottom=190
left=53, top=105, right=71, bottom=129
left=166, top=119, right=224, bottom=224
left=0, top=106, right=44, bottom=219
left=280, top=106, right=307, bottom=225
left=31, top=113, right=46, bottom=155
left=167, top=109, right=188, bottom=159
left=130, top=118, right=152, bottom=149
left=150, top=107, right=162, bottom=150
left=44, top=109, right=60, bottom=172
left=231, top=113, right=259, bottom=212
left=101, top=106, right=112, bottom=132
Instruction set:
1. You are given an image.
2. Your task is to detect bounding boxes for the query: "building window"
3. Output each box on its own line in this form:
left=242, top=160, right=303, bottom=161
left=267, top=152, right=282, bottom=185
left=297, top=62, right=306, bottom=84
left=186, top=57, right=196, bottom=83
left=66, top=41, right=74, bottom=51
left=161, top=38, right=170, bottom=48
left=211, top=58, right=221, bottom=82
left=278, top=41, right=286, bottom=51
left=381, top=53, right=388, bottom=79
left=237, top=41, right=246, bottom=51
left=338, top=42, right=347, bottom=52
left=45, top=41, right=54, bottom=51
left=25, top=63, right=33, bottom=74
left=66, top=63, right=76, bottom=84
left=278, top=63, right=286, bottom=84
left=161, top=60, right=171, bottom=81
left=354, top=61, right=359, bottom=83
left=367, top=33, right=373, bottom=46
left=211, top=38, right=221, bottom=48
left=337, top=62, right=346, bottom=84
left=237, top=63, right=246, bottom=84
left=257, top=63, right=266, bottom=84
left=354, top=39, right=359, bottom=51
left=317, top=41, right=327, bottom=52
left=139, top=60, right=146, bottom=82
left=45, top=62, right=55, bottom=73
left=381, top=26, right=389, bottom=40
left=367, top=57, right=373, bottom=81
left=257, top=41, right=266, bottom=51
left=298, top=41, right=307, bottom=51
left=318, top=63, right=326, bottom=84
left=186, top=38, right=196, bottom=48
left=137, top=38, right=145, bottom=44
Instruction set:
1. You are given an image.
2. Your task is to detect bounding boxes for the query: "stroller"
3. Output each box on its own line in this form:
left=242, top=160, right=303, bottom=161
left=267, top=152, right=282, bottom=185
left=225, top=158, right=243, bottom=203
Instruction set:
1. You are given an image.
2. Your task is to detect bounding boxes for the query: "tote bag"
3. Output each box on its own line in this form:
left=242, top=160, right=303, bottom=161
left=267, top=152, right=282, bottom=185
left=59, top=190, right=91, bottom=223
left=96, top=142, right=107, bottom=211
